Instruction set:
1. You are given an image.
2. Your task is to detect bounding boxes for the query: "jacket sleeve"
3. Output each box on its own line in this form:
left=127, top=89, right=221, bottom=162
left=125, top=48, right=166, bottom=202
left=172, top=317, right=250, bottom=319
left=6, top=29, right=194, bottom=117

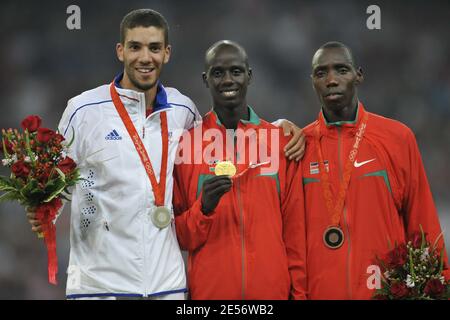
left=57, top=98, right=80, bottom=164
left=183, top=97, right=202, bottom=130
left=401, top=129, right=449, bottom=279
left=173, top=163, right=215, bottom=252
left=52, top=99, right=80, bottom=221
left=280, top=138, right=308, bottom=300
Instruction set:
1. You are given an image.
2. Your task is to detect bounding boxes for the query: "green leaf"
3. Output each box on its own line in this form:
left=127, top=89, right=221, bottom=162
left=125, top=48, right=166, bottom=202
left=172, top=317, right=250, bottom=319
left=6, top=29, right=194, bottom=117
left=24, top=130, right=37, bottom=167
left=386, top=237, right=392, bottom=251
left=2, top=137, right=10, bottom=157
left=0, top=177, right=17, bottom=192
left=9, top=176, right=23, bottom=190
left=381, top=277, right=390, bottom=288
left=59, top=193, right=71, bottom=202
left=20, top=178, right=36, bottom=195
left=29, top=188, right=47, bottom=204
left=432, top=232, right=444, bottom=252
left=419, top=224, right=426, bottom=250
left=43, top=178, right=66, bottom=202
left=55, top=168, right=66, bottom=181
left=67, top=126, right=75, bottom=148
left=0, top=190, right=21, bottom=203
left=375, top=255, right=388, bottom=271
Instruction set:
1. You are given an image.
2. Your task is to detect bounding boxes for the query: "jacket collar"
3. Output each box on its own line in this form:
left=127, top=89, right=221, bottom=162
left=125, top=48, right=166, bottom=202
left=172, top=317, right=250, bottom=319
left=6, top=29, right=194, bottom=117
left=317, top=101, right=367, bottom=136
left=203, top=105, right=261, bottom=129
left=113, top=72, right=172, bottom=113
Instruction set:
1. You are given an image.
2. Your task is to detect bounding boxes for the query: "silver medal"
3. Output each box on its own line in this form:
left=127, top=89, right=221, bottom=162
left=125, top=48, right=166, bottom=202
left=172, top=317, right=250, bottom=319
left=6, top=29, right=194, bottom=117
left=152, top=206, right=171, bottom=229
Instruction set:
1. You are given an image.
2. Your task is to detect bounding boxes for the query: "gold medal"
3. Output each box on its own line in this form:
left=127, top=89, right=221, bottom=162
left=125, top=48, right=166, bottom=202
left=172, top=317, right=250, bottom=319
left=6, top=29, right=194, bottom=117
left=323, top=226, right=345, bottom=249
left=152, top=206, right=172, bottom=229
left=214, top=161, right=236, bottom=177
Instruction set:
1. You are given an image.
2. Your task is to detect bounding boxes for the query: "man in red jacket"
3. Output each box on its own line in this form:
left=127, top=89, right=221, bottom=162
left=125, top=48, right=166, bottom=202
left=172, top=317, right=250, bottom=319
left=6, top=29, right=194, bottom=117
left=173, top=40, right=307, bottom=299
left=303, top=41, right=449, bottom=299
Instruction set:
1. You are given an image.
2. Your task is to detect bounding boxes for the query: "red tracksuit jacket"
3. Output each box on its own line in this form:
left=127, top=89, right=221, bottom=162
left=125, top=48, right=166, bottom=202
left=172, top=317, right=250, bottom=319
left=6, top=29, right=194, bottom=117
left=303, top=102, right=449, bottom=299
left=173, top=107, right=307, bottom=300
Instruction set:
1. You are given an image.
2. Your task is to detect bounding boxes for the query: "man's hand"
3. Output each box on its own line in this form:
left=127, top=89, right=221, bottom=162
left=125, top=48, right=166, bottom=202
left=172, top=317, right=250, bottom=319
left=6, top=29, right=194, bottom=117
left=201, top=176, right=232, bottom=214
left=26, top=209, right=43, bottom=236
left=278, top=120, right=305, bottom=161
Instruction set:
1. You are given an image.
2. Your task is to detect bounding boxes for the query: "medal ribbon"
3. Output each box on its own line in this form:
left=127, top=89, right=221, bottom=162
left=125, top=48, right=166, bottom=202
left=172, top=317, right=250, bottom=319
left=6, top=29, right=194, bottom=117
left=315, top=110, right=369, bottom=227
left=110, top=82, right=168, bottom=207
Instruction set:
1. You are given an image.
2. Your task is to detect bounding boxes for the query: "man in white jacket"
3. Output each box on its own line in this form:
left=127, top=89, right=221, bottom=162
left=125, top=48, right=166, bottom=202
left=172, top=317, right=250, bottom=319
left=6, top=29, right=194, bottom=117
left=26, top=9, right=304, bottom=299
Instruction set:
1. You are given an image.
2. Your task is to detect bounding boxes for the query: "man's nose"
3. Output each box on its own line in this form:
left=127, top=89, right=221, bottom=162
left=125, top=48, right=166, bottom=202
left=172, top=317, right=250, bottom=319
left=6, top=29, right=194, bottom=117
left=139, top=47, right=152, bottom=63
left=325, top=71, right=339, bottom=87
left=222, top=71, right=233, bottom=85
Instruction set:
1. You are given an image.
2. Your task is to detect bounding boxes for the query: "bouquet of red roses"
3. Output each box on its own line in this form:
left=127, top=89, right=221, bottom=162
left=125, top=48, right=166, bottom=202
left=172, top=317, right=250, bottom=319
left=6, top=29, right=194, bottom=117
left=373, top=226, right=450, bottom=300
left=0, top=115, right=81, bottom=284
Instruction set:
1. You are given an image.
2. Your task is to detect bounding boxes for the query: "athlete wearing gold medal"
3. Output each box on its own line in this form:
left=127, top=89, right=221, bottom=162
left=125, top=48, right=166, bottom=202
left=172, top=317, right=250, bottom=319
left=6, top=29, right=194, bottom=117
left=173, top=41, right=307, bottom=300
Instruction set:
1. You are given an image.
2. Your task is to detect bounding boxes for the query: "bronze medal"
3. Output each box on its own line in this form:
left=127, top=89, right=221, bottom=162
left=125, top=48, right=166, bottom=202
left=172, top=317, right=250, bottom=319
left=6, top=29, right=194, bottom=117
left=323, top=226, right=345, bottom=249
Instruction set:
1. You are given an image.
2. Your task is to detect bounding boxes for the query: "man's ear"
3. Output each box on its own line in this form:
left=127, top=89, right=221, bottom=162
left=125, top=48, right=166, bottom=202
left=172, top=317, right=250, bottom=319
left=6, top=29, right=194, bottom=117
left=355, top=67, right=364, bottom=85
left=116, top=43, right=124, bottom=62
left=248, top=68, right=253, bottom=84
left=163, top=45, right=172, bottom=64
left=202, top=72, right=209, bottom=88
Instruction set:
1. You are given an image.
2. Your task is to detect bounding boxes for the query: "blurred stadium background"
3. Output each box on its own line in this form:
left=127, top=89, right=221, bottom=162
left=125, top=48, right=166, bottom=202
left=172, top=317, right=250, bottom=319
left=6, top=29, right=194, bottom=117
left=0, top=0, right=449, bottom=299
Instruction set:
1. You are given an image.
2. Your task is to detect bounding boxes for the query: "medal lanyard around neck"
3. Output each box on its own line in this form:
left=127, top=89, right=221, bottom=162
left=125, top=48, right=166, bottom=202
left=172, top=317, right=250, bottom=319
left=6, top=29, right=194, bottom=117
left=109, top=82, right=168, bottom=207
left=314, top=112, right=369, bottom=227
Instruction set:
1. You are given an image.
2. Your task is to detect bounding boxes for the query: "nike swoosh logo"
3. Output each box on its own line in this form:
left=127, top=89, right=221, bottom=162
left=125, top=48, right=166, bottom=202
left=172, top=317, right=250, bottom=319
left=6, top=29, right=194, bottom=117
left=354, top=158, right=376, bottom=168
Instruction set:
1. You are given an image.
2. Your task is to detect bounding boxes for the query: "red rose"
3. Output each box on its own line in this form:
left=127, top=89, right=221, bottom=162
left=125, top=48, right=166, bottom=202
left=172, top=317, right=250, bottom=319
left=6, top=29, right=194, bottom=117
left=57, top=157, right=76, bottom=174
left=386, top=243, right=408, bottom=268
left=38, top=169, right=51, bottom=183
left=390, top=282, right=409, bottom=299
left=21, top=115, right=42, bottom=132
left=54, top=133, right=65, bottom=144
left=408, top=231, right=426, bottom=249
left=424, top=279, right=445, bottom=297
left=11, top=161, right=31, bottom=178
left=37, top=128, right=56, bottom=143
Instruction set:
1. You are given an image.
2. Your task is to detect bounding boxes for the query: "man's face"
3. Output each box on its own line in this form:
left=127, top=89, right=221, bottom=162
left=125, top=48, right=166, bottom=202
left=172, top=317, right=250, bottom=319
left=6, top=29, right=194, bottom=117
left=116, top=26, right=171, bottom=91
left=311, top=47, right=362, bottom=112
left=203, top=47, right=252, bottom=110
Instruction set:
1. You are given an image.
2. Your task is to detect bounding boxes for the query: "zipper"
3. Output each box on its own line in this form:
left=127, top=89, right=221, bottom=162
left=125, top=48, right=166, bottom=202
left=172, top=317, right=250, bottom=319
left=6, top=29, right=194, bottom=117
left=142, top=109, right=168, bottom=139
left=337, top=127, right=342, bottom=180
left=142, top=100, right=149, bottom=297
left=233, top=132, right=246, bottom=300
left=338, top=126, right=352, bottom=299
left=344, top=206, right=352, bottom=299
left=143, top=201, right=149, bottom=297
left=127, top=95, right=156, bottom=297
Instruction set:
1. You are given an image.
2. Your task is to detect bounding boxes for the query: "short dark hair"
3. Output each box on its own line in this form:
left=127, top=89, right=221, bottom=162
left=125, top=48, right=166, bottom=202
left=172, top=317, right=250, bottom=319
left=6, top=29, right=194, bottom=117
left=317, top=41, right=356, bottom=67
left=120, top=9, right=169, bottom=45
left=205, top=40, right=249, bottom=70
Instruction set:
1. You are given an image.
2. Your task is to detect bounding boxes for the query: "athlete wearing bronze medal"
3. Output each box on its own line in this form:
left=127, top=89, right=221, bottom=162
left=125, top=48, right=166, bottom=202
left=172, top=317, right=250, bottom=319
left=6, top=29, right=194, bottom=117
left=301, top=41, right=449, bottom=299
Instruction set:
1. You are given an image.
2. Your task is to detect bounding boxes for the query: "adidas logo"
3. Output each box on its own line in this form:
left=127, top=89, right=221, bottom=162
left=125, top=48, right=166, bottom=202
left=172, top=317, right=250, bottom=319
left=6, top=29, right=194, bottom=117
left=105, top=129, right=122, bottom=140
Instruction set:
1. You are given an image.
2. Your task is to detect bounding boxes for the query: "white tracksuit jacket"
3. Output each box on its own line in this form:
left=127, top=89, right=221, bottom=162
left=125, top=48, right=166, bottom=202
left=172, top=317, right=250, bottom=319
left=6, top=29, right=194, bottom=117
left=58, top=74, right=200, bottom=298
